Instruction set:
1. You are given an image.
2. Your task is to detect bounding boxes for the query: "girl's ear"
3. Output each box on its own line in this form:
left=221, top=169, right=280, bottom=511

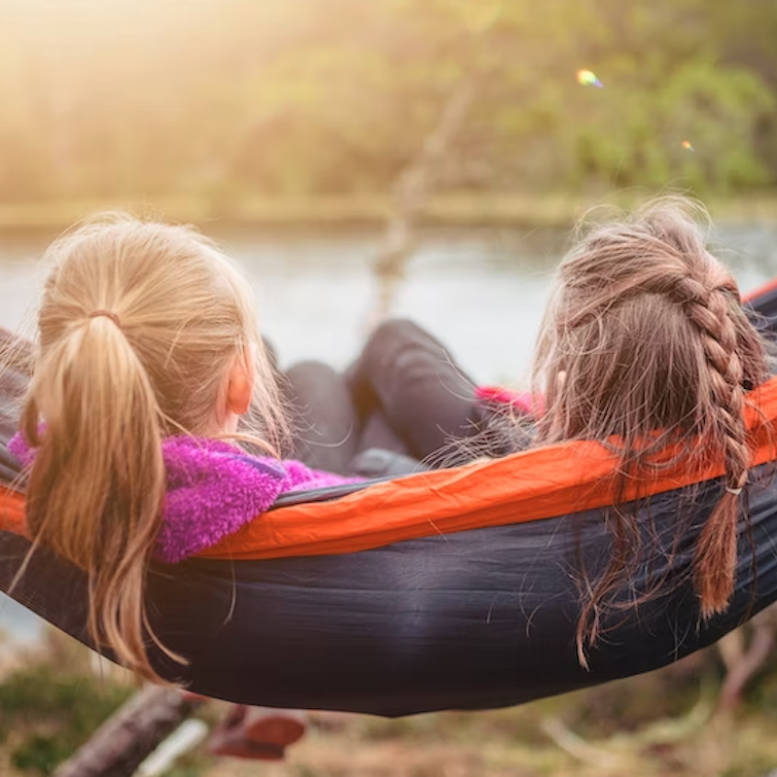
left=226, top=347, right=255, bottom=416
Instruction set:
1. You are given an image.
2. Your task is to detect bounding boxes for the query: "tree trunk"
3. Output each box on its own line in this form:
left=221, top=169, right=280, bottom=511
left=372, top=79, right=476, bottom=321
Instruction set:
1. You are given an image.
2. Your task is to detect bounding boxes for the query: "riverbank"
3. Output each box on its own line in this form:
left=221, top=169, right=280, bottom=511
left=1, top=191, right=777, bottom=234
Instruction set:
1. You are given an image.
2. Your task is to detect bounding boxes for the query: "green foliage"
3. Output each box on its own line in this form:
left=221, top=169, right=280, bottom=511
left=0, top=662, right=133, bottom=775
left=0, top=0, right=775, bottom=204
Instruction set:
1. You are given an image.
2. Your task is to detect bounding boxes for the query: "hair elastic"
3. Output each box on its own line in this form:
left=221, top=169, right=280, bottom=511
left=89, top=309, right=121, bottom=327
left=726, top=486, right=743, bottom=496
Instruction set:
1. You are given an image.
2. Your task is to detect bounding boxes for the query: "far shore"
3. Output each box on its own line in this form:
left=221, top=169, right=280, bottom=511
left=0, top=191, right=776, bottom=235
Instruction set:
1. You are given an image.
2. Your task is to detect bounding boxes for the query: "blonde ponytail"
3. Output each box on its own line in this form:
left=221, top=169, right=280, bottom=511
left=20, top=214, right=288, bottom=682
left=23, top=315, right=175, bottom=678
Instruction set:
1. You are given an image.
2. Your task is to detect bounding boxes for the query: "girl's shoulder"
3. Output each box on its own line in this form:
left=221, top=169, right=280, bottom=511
left=157, top=436, right=288, bottom=563
left=157, top=437, right=360, bottom=563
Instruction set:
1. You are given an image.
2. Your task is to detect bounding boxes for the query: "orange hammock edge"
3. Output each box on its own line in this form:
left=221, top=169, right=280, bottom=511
left=3, top=376, right=777, bottom=561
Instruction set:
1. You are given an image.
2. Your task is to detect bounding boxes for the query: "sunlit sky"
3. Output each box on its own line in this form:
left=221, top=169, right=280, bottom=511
left=1, top=0, right=318, bottom=85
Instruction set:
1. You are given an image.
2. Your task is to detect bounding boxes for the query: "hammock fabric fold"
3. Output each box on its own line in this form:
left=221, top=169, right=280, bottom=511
left=1, top=279, right=777, bottom=717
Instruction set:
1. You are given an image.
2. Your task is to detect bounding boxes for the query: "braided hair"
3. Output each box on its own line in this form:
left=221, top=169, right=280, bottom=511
left=532, top=197, right=770, bottom=661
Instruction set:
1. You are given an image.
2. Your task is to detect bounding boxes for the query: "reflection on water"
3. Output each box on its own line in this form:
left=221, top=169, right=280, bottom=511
left=0, top=222, right=776, bottom=643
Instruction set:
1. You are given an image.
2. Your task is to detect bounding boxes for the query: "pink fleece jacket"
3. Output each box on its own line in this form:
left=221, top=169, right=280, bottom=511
left=9, top=434, right=361, bottom=564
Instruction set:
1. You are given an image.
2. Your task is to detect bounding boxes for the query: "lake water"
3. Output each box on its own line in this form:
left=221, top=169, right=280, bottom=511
left=1, top=221, right=777, bottom=645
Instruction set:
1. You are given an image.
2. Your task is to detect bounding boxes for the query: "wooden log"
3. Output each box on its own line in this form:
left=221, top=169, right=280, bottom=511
left=52, top=686, right=204, bottom=777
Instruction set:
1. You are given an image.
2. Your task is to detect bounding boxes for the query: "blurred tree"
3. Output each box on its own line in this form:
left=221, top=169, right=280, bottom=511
left=0, top=0, right=773, bottom=204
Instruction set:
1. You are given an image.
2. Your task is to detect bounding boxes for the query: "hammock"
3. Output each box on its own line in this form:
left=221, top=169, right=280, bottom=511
left=1, top=279, right=777, bottom=718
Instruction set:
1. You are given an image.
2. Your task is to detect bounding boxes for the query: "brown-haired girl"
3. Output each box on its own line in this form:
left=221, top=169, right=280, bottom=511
left=350, top=196, right=772, bottom=661
left=531, top=197, right=771, bottom=658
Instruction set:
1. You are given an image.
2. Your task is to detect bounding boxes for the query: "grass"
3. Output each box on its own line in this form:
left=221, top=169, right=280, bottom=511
left=0, top=653, right=133, bottom=775
left=0, top=190, right=776, bottom=235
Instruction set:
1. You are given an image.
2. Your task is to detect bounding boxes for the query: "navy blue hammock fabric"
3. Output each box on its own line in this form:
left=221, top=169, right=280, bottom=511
left=1, top=282, right=777, bottom=717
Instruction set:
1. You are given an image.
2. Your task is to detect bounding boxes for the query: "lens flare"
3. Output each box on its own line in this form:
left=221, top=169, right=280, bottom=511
left=576, top=69, right=603, bottom=88
left=681, top=140, right=694, bottom=151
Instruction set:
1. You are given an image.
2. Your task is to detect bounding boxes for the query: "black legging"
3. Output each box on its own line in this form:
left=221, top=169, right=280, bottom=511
left=283, top=320, right=483, bottom=475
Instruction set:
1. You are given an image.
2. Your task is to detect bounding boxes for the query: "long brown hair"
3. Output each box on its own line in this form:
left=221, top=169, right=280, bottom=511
left=531, top=197, right=771, bottom=662
left=20, top=214, right=287, bottom=681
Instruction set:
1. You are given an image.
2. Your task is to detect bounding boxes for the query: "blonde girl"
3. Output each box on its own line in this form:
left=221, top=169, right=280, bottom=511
left=10, top=214, right=359, bottom=756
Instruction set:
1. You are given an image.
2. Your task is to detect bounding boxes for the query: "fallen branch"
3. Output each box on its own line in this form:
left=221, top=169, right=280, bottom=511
left=52, top=686, right=204, bottom=777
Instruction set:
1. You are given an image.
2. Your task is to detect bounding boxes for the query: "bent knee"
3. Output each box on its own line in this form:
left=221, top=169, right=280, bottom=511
left=363, top=319, right=432, bottom=360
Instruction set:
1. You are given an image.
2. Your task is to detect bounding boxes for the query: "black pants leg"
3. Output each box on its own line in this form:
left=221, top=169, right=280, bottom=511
left=285, top=320, right=485, bottom=474
left=348, top=319, right=481, bottom=462
left=284, top=361, right=360, bottom=476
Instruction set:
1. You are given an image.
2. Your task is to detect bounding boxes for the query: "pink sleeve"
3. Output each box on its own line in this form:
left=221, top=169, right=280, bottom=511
left=475, top=386, right=544, bottom=416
